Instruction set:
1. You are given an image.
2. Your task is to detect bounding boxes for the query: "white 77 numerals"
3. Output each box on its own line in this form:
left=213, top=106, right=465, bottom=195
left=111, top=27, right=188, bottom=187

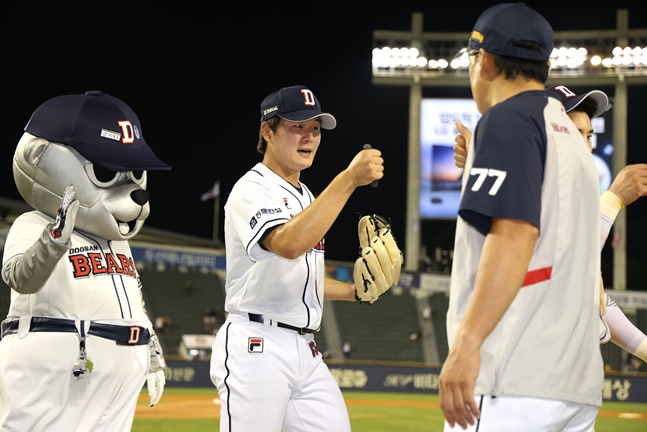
left=469, top=168, right=507, bottom=196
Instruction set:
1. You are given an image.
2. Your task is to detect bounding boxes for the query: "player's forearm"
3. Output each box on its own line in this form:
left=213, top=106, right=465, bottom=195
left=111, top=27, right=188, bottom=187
left=1, top=227, right=69, bottom=294
left=635, top=339, right=647, bottom=363
left=456, top=219, right=538, bottom=347
left=605, top=292, right=647, bottom=362
left=270, top=171, right=356, bottom=258
left=324, top=278, right=356, bottom=301
left=599, top=191, right=624, bottom=248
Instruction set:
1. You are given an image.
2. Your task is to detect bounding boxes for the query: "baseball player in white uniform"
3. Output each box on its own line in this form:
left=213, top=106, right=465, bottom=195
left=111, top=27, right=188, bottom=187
left=209, top=85, right=387, bottom=432
left=0, top=91, right=170, bottom=431
left=440, top=4, right=603, bottom=431
left=539, top=86, right=647, bottom=360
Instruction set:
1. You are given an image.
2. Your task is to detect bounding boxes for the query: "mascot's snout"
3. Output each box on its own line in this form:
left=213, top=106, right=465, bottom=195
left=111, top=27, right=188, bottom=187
left=131, top=189, right=149, bottom=206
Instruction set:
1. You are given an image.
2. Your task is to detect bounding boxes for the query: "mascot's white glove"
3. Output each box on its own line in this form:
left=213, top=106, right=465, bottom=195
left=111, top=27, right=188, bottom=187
left=147, top=330, right=167, bottom=407
left=50, top=184, right=80, bottom=246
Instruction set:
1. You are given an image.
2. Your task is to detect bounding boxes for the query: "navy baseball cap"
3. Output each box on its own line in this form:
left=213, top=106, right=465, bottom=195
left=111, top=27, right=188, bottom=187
left=260, top=85, right=336, bottom=130
left=467, top=2, right=553, bottom=62
left=547, top=85, right=609, bottom=118
left=24, top=91, right=171, bottom=171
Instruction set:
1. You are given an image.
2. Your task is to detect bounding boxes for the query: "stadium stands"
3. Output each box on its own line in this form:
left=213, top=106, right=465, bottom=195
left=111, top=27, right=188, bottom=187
left=333, top=288, right=425, bottom=363
left=138, top=264, right=225, bottom=357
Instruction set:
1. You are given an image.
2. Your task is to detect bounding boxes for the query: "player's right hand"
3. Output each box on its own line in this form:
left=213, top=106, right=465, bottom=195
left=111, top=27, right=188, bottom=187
left=347, top=147, right=384, bottom=187
left=50, top=184, right=80, bottom=245
left=607, top=163, right=647, bottom=207
left=453, top=120, right=472, bottom=169
left=439, top=341, right=481, bottom=429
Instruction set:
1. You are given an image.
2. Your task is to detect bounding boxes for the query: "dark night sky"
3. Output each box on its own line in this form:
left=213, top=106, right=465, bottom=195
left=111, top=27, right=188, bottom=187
left=2, top=1, right=646, bottom=283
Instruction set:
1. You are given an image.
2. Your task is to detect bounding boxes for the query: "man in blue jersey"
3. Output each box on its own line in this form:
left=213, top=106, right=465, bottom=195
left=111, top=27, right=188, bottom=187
left=439, top=3, right=603, bottom=431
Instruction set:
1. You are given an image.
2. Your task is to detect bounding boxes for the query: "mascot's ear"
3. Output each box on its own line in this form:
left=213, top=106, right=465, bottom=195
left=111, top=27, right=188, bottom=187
left=21, top=135, right=50, bottom=166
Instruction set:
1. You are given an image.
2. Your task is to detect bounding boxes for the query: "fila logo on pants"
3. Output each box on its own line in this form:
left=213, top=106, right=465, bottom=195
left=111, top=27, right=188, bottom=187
left=248, top=337, right=264, bottom=353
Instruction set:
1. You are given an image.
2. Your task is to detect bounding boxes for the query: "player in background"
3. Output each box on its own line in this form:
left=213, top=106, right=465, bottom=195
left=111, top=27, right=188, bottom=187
left=453, top=85, right=647, bottom=365
left=209, top=85, right=389, bottom=432
left=439, top=3, right=603, bottom=431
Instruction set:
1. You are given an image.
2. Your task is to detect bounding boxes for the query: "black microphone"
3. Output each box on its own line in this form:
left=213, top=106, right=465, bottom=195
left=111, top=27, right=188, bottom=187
left=363, top=144, right=379, bottom=189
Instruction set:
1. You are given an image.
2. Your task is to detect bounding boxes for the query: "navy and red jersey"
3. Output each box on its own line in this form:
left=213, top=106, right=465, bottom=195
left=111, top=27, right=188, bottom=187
left=448, top=90, right=603, bottom=406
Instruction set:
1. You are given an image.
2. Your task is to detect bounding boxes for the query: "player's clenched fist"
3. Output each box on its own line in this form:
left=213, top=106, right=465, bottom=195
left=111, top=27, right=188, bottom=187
left=608, top=163, right=647, bottom=206
left=346, top=147, right=384, bottom=187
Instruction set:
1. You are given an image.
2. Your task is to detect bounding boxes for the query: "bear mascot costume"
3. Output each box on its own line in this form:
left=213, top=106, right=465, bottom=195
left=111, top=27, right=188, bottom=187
left=0, top=91, right=171, bottom=431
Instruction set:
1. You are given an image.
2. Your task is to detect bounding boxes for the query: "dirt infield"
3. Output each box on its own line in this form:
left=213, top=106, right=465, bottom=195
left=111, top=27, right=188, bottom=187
left=136, top=394, right=219, bottom=419
left=136, top=394, right=645, bottom=420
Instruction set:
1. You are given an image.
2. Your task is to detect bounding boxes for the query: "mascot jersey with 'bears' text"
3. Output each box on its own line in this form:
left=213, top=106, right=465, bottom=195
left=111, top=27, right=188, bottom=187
left=3, top=211, right=147, bottom=322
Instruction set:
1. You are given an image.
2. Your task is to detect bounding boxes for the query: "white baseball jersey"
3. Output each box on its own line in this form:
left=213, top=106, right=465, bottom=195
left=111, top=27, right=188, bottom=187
left=447, top=90, right=603, bottom=406
left=210, top=162, right=350, bottom=432
left=222, top=162, right=324, bottom=328
left=0, top=211, right=150, bottom=431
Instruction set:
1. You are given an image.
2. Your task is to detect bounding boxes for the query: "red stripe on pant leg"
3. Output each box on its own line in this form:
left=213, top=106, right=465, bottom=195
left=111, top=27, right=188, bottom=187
left=521, top=267, right=552, bottom=287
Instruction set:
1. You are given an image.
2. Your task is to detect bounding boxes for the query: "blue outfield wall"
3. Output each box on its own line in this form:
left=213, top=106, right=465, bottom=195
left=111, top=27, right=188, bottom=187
left=131, top=245, right=225, bottom=269
left=165, top=360, right=647, bottom=403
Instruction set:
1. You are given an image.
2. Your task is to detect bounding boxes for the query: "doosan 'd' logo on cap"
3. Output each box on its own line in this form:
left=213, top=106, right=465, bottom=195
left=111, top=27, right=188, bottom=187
left=99, top=121, right=140, bottom=145
left=552, top=85, right=577, bottom=99
left=300, top=88, right=316, bottom=107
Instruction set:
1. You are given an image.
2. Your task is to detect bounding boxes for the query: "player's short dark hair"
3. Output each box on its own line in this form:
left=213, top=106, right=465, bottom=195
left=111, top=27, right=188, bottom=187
left=257, top=117, right=281, bottom=155
left=491, top=41, right=550, bottom=83
left=570, top=97, right=598, bottom=120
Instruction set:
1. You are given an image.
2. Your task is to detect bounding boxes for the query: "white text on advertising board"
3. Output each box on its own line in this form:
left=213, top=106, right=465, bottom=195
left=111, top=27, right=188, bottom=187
left=384, top=373, right=440, bottom=390
left=329, top=369, right=368, bottom=388
left=603, top=378, right=631, bottom=401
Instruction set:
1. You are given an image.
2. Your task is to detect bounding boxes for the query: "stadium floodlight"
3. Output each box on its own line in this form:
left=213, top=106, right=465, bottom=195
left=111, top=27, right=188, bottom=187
left=373, top=12, right=647, bottom=86
left=373, top=39, right=647, bottom=80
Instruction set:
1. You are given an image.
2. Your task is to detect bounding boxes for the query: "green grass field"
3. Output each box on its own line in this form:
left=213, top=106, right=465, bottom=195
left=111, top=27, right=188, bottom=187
left=132, top=388, right=647, bottom=431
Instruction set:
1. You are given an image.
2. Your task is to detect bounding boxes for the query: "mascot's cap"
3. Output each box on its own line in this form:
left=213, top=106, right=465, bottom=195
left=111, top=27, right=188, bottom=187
left=260, top=85, right=336, bottom=130
left=24, top=91, right=171, bottom=171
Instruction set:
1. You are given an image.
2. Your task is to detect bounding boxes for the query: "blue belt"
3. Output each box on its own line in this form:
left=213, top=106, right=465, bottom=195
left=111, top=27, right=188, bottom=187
left=0, top=317, right=150, bottom=345
left=248, top=313, right=313, bottom=335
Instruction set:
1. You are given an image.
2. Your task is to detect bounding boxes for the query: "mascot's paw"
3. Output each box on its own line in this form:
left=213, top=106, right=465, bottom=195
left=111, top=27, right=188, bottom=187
left=50, top=184, right=79, bottom=245
left=147, top=369, right=166, bottom=407
left=147, top=331, right=167, bottom=406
